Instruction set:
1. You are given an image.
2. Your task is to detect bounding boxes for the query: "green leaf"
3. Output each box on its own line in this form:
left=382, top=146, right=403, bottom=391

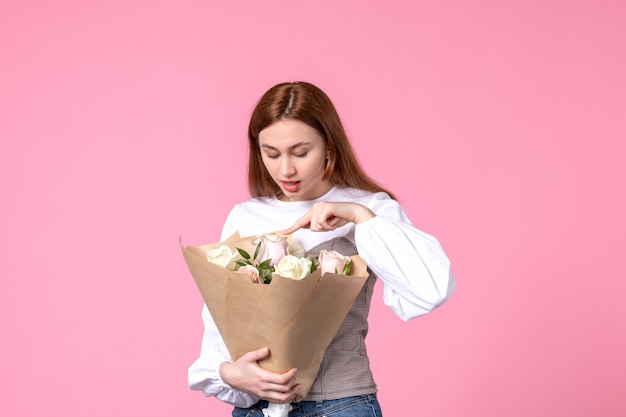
left=236, top=247, right=251, bottom=260
left=342, top=260, right=352, bottom=275
left=258, top=259, right=272, bottom=269
left=260, top=269, right=273, bottom=284
left=253, top=241, right=262, bottom=261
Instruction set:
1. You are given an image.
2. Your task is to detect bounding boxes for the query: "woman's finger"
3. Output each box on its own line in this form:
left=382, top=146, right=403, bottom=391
left=281, top=213, right=312, bottom=235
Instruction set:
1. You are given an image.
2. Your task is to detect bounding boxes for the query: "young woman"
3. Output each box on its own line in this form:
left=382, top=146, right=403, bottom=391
left=188, top=81, right=455, bottom=416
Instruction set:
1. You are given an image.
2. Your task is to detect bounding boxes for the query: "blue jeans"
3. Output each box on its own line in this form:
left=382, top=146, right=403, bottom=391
left=232, top=394, right=382, bottom=417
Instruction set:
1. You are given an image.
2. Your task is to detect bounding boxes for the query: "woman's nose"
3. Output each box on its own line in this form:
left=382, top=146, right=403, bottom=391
left=280, top=157, right=296, bottom=177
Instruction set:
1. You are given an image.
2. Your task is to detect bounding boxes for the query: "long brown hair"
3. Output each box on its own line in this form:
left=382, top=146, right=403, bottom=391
left=247, top=81, right=396, bottom=200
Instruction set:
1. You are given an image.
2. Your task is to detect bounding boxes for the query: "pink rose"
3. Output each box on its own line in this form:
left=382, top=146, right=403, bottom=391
left=319, top=250, right=351, bottom=276
left=256, top=233, right=289, bottom=266
left=238, top=264, right=261, bottom=284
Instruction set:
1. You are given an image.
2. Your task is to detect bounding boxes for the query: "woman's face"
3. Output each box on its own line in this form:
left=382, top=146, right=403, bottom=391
left=258, top=119, right=332, bottom=202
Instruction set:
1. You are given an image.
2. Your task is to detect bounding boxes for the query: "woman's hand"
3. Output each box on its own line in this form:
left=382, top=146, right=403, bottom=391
left=282, top=202, right=375, bottom=234
left=219, top=347, right=300, bottom=403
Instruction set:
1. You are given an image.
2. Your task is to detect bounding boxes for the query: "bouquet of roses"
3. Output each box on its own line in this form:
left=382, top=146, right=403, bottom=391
left=207, top=232, right=353, bottom=284
left=181, top=232, right=368, bottom=415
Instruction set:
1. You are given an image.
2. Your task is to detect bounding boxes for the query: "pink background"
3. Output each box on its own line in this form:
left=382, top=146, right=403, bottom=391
left=2, top=1, right=625, bottom=416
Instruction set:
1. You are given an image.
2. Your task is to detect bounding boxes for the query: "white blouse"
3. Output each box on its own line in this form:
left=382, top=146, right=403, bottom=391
left=188, top=186, right=455, bottom=407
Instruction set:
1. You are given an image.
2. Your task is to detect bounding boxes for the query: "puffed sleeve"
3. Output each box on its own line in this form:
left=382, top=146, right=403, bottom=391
left=355, top=194, right=455, bottom=321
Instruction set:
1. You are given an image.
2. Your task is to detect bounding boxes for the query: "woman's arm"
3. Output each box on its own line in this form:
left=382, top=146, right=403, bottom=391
left=356, top=214, right=455, bottom=320
left=282, top=196, right=455, bottom=321
left=281, top=201, right=375, bottom=233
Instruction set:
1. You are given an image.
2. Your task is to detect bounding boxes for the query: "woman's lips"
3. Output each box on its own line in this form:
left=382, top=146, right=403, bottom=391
left=281, top=181, right=300, bottom=192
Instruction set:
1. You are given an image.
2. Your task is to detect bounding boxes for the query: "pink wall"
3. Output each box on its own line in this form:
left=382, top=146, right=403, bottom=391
left=2, top=1, right=625, bottom=416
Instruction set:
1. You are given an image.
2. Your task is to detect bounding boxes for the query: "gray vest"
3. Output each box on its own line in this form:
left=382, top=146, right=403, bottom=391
left=303, top=238, right=377, bottom=401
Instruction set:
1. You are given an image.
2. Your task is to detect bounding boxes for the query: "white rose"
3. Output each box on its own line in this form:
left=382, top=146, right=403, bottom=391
left=288, top=240, right=306, bottom=258
left=206, top=245, right=236, bottom=270
left=318, top=250, right=351, bottom=276
left=256, top=233, right=289, bottom=266
left=275, top=255, right=312, bottom=280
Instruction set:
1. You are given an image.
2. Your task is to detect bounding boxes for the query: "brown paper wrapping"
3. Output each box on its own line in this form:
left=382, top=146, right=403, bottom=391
left=181, top=233, right=368, bottom=400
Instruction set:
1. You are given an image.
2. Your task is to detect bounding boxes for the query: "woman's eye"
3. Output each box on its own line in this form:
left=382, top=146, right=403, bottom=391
left=294, top=152, right=308, bottom=158
left=265, top=154, right=279, bottom=159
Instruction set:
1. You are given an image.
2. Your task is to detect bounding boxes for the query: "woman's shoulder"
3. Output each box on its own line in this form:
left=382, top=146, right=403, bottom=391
left=221, top=196, right=284, bottom=239
left=333, top=186, right=393, bottom=203
left=230, top=195, right=278, bottom=210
